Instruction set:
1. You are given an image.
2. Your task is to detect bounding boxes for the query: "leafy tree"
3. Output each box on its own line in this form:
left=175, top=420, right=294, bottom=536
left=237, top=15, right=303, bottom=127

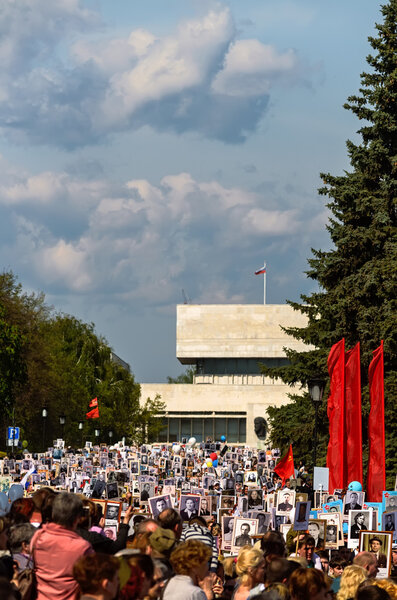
left=167, top=366, right=195, bottom=384
left=263, top=0, right=397, bottom=488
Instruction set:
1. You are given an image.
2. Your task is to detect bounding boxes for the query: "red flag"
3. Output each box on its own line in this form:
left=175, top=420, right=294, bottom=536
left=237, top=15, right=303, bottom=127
left=345, top=343, right=363, bottom=486
left=326, top=339, right=345, bottom=492
left=367, top=341, right=385, bottom=502
left=273, top=444, right=295, bottom=484
left=89, top=397, right=98, bottom=408
left=86, top=406, right=99, bottom=419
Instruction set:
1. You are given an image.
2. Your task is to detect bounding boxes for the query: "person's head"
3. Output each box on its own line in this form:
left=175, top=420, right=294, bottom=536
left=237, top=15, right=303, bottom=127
left=51, top=492, right=83, bottom=529
left=355, top=513, right=366, bottom=524
left=317, top=551, right=329, bottom=574
left=148, top=527, right=176, bottom=558
left=143, top=483, right=150, bottom=491
left=361, top=579, right=397, bottom=599
left=329, top=556, right=346, bottom=578
left=185, top=498, right=195, bottom=511
left=308, top=522, right=320, bottom=539
left=354, top=552, right=378, bottom=578
left=261, top=531, right=286, bottom=558
left=201, top=498, right=208, bottom=510
left=369, top=538, right=382, bottom=553
left=119, top=553, right=154, bottom=600
left=8, top=498, right=34, bottom=525
left=386, top=514, right=393, bottom=523
left=73, top=553, right=119, bottom=599
left=283, top=493, right=290, bottom=502
left=297, top=535, right=315, bottom=562
left=388, top=497, right=396, bottom=507
left=241, top=523, right=251, bottom=536
left=170, top=540, right=212, bottom=583
left=156, top=498, right=167, bottom=513
left=350, top=492, right=358, bottom=503
left=265, top=557, right=290, bottom=585
left=157, top=508, right=182, bottom=539
left=235, top=546, right=266, bottom=588
left=337, top=565, right=368, bottom=600
left=289, top=566, right=329, bottom=600
left=8, top=523, right=36, bottom=554
left=251, top=491, right=259, bottom=500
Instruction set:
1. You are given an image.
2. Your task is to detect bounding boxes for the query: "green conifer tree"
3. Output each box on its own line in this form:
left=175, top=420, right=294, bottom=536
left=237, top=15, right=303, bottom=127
left=264, top=0, right=397, bottom=487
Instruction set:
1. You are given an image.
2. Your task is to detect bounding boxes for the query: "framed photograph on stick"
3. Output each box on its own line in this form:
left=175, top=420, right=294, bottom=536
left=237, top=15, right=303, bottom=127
left=359, top=531, right=393, bottom=578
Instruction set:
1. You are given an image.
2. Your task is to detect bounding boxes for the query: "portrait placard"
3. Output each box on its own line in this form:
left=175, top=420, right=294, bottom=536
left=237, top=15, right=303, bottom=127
left=359, top=531, right=393, bottom=578
left=347, top=509, right=371, bottom=548
left=231, top=518, right=258, bottom=553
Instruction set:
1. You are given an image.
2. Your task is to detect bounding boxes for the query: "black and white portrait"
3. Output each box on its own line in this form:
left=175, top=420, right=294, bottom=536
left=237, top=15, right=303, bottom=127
left=294, top=501, right=311, bottom=531
left=149, top=494, right=171, bottom=518
left=179, top=495, right=200, bottom=521
left=348, top=510, right=371, bottom=548
left=140, top=481, right=155, bottom=503
left=276, top=490, right=295, bottom=515
left=344, top=490, right=365, bottom=514
left=222, top=516, right=235, bottom=549
left=232, top=518, right=258, bottom=551
left=105, top=502, right=120, bottom=522
left=247, top=489, right=263, bottom=510
left=106, top=482, right=118, bottom=499
left=382, top=511, right=396, bottom=536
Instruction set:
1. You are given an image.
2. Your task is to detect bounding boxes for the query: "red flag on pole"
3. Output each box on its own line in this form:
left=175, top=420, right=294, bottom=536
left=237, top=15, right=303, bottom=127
left=367, top=341, right=385, bottom=502
left=273, top=444, right=295, bottom=484
left=345, top=343, right=363, bottom=487
left=86, top=406, right=99, bottom=419
left=86, top=398, right=99, bottom=419
left=326, top=339, right=345, bottom=493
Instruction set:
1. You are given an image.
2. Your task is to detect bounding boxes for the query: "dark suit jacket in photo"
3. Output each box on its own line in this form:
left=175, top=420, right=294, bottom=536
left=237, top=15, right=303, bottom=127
left=180, top=509, right=198, bottom=521
left=278, top=502, right=293, bottom=512
left=344, top=502, right=362, bottom=514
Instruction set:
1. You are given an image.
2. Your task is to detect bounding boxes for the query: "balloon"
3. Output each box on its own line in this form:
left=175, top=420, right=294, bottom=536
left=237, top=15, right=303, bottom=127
left=210, top=452, right=217, bottom=461
left=221, top=435, right=226, bottom=442
left=348, top=481, right=362, bottom=491
left=212, top=459, right=218, bottom=467
left=206, top=460, right=213, bottom=467
left=188, top=437, right=197, bottom=447
left=173, top=444, right=181, bottom=454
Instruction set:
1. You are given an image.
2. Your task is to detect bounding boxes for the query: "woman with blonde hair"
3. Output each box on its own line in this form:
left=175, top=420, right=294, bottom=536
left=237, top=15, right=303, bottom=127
left=233, top=545, right=266, bottom=600
left=163, top=539, right=213, bottom=600
left=336, top=564, right=367, bottom=600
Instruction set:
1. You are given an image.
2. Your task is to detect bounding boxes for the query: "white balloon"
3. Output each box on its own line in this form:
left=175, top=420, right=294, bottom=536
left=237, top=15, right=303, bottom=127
left=173, top=444, right=181, bottom=454
left=188, top=437, right=197, bottom=447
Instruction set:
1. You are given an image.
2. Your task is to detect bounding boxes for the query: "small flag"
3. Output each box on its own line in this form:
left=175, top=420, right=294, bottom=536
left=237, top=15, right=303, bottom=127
left=273, top=444, right=295, bottom=484
left=255, top=264, right=266, bottom=275
left=86, top=406, right=99, bottom=419
left=89, top=397, right=98, bottom=408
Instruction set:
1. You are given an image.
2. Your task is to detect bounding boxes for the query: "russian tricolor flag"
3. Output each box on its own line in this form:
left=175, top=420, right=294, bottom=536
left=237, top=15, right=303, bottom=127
left=255, top=264, right=266, bottom=275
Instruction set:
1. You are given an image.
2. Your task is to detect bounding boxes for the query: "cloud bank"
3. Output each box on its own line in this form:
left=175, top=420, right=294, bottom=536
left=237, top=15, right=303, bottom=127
left=0, top=159, right=327, bottom=307
left=0, top=2, right=304, bottom=147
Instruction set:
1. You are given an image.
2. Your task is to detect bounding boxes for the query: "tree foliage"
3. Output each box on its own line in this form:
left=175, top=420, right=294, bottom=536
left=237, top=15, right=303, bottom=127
left=167, top=366, right=195, bottom=384
left=0, top=271, right=164, bottom=450
left=263, top=1, right=397, bottom=488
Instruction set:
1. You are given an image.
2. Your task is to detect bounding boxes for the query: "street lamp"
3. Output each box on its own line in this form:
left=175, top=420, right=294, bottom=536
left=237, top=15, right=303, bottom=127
left=308, top=377, right=326, bottom=469
left=78, top=421, right=84, bottom=448
left=95, top=429, right=100, bottom=443
left=59, top=414, right=66, bottom=441
left=108, top=430, right=113, bottom=446
left=42, top=408, right=47, bottom=451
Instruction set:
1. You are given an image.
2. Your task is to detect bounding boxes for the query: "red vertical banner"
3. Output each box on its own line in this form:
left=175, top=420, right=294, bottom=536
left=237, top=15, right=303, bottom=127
left=367, top=341, right=385, bottom=502
left=326, top=339, right=345, bottom=493
left=345, top=343, right=363, bottom=486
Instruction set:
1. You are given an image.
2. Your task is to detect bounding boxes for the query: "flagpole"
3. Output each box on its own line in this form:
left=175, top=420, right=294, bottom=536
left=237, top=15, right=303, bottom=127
left=264, top=269, right=266, bottom=304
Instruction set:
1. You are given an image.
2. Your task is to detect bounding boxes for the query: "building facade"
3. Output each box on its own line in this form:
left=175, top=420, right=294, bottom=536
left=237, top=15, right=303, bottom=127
left=140, top=304, right=309, bottom=447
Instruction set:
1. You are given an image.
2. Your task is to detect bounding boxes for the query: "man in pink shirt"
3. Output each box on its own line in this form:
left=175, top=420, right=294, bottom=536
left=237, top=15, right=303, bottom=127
left=31, top=492, right=93, bottom=600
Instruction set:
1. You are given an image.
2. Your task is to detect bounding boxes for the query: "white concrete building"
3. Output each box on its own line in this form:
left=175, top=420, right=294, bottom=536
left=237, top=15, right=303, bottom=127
left=140, top=304, right=309, bottom=447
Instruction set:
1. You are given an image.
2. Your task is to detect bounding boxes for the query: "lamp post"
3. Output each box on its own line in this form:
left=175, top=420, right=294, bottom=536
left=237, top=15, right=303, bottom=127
left=78, top=421, right=84, bottom=448
left=108, top=430, right=113, bottom=446
left=95, top=428, right=100, bottom=443
left=308, top=377, right=325, bottom=469
left=42, top=408, right=47, bottom=451
left=59, top=414, right=66, bottom=442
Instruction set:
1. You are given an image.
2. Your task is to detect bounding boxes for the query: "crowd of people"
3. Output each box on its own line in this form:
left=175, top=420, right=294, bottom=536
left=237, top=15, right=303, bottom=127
left=0, top=439, right=395, bottom=600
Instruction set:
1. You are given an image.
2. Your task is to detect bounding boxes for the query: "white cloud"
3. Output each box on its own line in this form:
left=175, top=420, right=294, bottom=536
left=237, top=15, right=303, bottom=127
left=0, top=165, right=324, bottom=305
left=212, top=39, right=299, bottom=97
left=0, top=3, right=306, bottom=147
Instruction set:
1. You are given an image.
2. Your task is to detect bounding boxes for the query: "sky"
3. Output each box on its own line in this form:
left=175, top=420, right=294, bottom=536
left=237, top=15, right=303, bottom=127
left=0, top=0, right=382, bottom=382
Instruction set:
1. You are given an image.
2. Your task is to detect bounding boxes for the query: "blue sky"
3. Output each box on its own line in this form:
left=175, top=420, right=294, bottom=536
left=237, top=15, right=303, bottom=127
left=0, top=0, right=382, bottom=382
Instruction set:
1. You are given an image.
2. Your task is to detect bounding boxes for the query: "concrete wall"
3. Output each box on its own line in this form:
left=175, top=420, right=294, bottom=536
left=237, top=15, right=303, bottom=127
left=177, top=304, right=309, bottom=362
left=140, top=381, right=301, bottom=447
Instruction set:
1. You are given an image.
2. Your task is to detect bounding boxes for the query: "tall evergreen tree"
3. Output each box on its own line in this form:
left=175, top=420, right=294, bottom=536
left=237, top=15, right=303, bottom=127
left=264, top=0, right=397, bottom=487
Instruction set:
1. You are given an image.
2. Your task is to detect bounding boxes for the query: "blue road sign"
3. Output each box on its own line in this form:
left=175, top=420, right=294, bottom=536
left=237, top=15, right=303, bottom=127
left=7, top=427, right=20, bottom=440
